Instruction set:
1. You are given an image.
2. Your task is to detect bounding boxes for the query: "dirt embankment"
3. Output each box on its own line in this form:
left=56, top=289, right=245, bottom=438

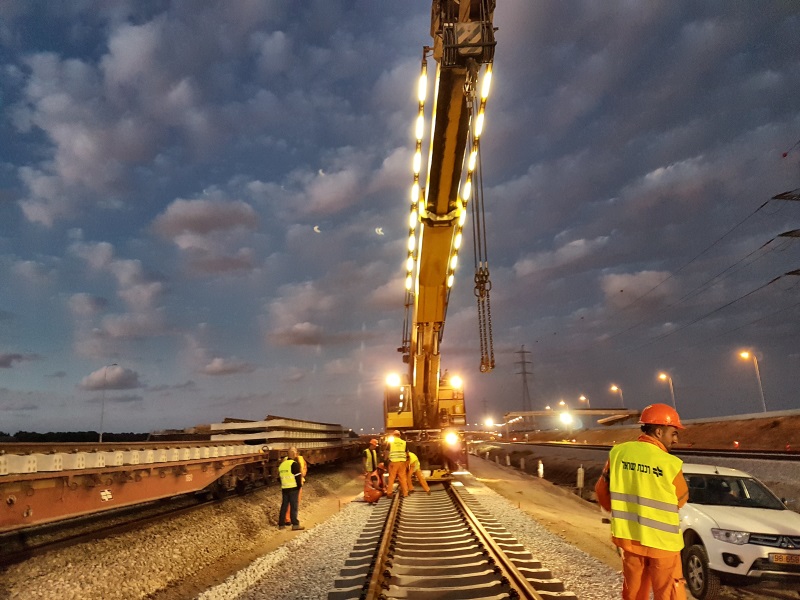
left=523, top=414, right=800, bottom=451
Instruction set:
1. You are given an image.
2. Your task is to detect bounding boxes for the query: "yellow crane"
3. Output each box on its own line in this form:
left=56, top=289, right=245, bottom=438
left=384, top=0, right=496, bottom=477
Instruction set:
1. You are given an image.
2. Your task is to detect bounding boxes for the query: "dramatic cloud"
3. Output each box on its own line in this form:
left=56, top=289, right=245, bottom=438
left=200, top=357, right=256, bottom=376
left=79, top=365, right=142, bottom=390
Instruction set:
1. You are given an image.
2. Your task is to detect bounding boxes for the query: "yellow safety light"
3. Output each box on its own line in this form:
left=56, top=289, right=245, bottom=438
left=447, top=273, right=455, bottom=287
left=413, top=150, right=422, bottom=175
left=444, top=431, right=459, bottom=446
left=405, top=274, right=413, bottom=290
left=406, top=256, right=414, bottom=271
left=415, top=114, right=424, bottom=141
left=407, top=233, right=415, bottom=251
left=454, top=231, right=462, bottom=249
left=458, top=212, right=467, bottom=227
left=417, top=72, right=427, bottom=103
left=468, top=149, right=477, bottom=172
left=411, top=183, right=420, bottom=203
left=409, top=209, right=417, bottom=228
left=462, top=179, right=472, bottom=201
left=450, top=254, right=458, bottom=270
left=481, top=68, right=492, bottom=100
left=474, top=112, right=485, bottom=138
left=386, top=373, right=401, bottom=387
left=450, top=375, right=463, bottom=389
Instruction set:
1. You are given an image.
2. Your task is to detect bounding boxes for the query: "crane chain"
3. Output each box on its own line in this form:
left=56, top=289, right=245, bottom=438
left=474, top=265, right=495, bottom=373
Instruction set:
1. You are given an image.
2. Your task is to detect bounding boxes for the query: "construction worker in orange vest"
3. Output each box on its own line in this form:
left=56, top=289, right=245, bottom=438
left=595, top=403, right=689, bottom=600
left=386, top=430, right=409, bottom=497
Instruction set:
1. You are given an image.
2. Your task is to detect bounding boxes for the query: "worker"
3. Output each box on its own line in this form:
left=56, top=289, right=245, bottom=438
left=278, top=447, right=305, bottom=530
left=364, top=438, right=379, bottom=474
left=595, top=403, right=689, bottom=600
left=363, top=461, right=386, bottom=504
left=283, top=448, right=307, bottom=526
left=406, top=450, right=430, bottom=495
left=386, top=430, right=409, bottom=498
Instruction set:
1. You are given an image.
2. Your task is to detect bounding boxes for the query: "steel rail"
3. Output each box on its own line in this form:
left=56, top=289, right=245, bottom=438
left=448, top=485, right=544, bottom=600
left=363, top=491, right=402, bottom=599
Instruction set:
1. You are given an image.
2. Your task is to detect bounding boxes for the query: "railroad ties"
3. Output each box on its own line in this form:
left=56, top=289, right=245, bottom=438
left=329, top=481, right=576, bottom=600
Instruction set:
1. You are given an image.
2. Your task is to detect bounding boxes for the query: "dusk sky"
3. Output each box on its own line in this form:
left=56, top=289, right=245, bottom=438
left=1, top=1, right=799, bottom=435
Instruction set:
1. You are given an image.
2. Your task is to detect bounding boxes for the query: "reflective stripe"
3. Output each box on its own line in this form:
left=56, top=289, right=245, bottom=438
left=610, top=492, right=678, bottom=513
left=608, top=440, right=684, bottom=551
left=389, top=438, right=407, bottom=462
left=279, top=458, right=298, bottom=489
left=364, top=448, right=377, bottom=472
left=611, top=509, right=681, bottom=534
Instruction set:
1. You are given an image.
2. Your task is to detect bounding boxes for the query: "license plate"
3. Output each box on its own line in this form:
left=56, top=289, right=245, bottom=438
left=770, top=553, right=800, bottom=564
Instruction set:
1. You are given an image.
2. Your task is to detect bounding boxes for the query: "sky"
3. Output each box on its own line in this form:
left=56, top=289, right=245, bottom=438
left=1, top=1, right=799, bottom=435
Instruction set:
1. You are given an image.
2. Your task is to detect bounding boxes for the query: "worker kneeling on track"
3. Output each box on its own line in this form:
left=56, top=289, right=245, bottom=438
left=406, top=450, right=430, bottom=495
left=363, top=462, right=386, bottom=504
left=595, top=403, right=688, bottom=600
left=386, top=430, right=409, bottom=498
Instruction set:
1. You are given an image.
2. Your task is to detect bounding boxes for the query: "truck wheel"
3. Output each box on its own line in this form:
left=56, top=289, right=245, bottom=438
left=683, top=544, right=721, bottom=600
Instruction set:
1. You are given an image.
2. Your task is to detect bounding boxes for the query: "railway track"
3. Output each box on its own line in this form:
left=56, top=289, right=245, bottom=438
left=328, top=481, right=576, bottom=600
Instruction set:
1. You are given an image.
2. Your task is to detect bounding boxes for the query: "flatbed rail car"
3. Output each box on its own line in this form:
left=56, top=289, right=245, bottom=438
left=0, top=415, right=360, bottom=534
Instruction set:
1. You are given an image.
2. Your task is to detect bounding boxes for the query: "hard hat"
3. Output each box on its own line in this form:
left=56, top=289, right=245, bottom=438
left=639, top=403, right=684, bottom=429
left=369, top=438, right=378, bottom=445
left=393, top=430, right=402, bottom=437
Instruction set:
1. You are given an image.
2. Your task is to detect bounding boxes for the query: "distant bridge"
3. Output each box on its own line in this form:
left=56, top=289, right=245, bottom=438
left=502, top=408, right=641, bottom=427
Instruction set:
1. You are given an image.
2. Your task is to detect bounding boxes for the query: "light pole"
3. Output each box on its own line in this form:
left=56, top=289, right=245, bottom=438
left=610, top=384, right=625, bottom=408
left=99, top=363, right=117, bottom=443
left=658, top=373, right=676, bottom=409
left=739, top=351, right=767, bottom=413
left=579, top=395, right=590, bottom=408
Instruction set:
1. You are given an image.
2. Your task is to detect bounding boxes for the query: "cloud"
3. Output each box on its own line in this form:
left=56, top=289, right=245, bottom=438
left=0, top=353, right=39, bottom=368
left=69, top=293, right=109, bottom=317
left=152, top=198, right=258, bottom=238
left=79, top=364, right=142, bottom=390
left=514, top=236, right=611, bottom=278
left=599, top=270, right=675, bottom=310
left=200, top=357, right=256, bottom=376
left=12, top=259, right=54, bottom=285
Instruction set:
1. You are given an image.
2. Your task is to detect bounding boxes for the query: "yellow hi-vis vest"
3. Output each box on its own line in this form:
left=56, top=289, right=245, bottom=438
left=609, top=441, right=684, bottom=552
left=389, top=438, right=407, bottom=462
left=408, top=451, right=420, bottom=471
left=364, top=448, right=378, bottom=472
left=279, top=458, right=298, bottom=489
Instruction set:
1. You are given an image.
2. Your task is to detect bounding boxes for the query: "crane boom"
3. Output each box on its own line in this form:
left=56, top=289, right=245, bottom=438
left=385, top=0, right=496, bottom=475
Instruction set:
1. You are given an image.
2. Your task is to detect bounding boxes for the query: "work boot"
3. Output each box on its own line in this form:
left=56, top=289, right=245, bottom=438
left=292, top=525, right=305, bottom=531
left=278, top=525, right=286, bottom=529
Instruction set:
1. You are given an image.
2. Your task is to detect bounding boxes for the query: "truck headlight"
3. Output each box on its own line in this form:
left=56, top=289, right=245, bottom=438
left=444, top=432, right=459, bottom=446
left=711, top=528, right=750, bottom=545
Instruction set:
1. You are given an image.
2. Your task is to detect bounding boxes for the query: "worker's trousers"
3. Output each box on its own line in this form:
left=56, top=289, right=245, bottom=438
left=387, top=460, right=409, bottom=497
left=408, top=468, right=430, bottom=493
left=621, top=550, right=686, bottom=600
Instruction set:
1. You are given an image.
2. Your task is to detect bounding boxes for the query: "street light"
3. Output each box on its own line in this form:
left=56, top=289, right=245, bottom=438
left=558, top=399, right=566, bottom=407
left=98, top=363, right=118, bottom=443
left=658, top=373, right=677, bottom=409
left=544, top=405, right=551, bottom=410
left=739, top=351, right=767, bottom=413
left=579, top=395, right=590, bottom=408
left=610, top=384, right=625, bottom=408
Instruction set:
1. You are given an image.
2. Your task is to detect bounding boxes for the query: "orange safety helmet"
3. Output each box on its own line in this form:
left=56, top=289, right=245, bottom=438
left=369, top=438, right=378, bottom=445
left=392, top=430, right=402, bottom=437
left=639, top=403, right=684, bottom=429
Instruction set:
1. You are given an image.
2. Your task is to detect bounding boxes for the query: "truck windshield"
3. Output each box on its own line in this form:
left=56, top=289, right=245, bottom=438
left=685, top=474, right=785, bottom=510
